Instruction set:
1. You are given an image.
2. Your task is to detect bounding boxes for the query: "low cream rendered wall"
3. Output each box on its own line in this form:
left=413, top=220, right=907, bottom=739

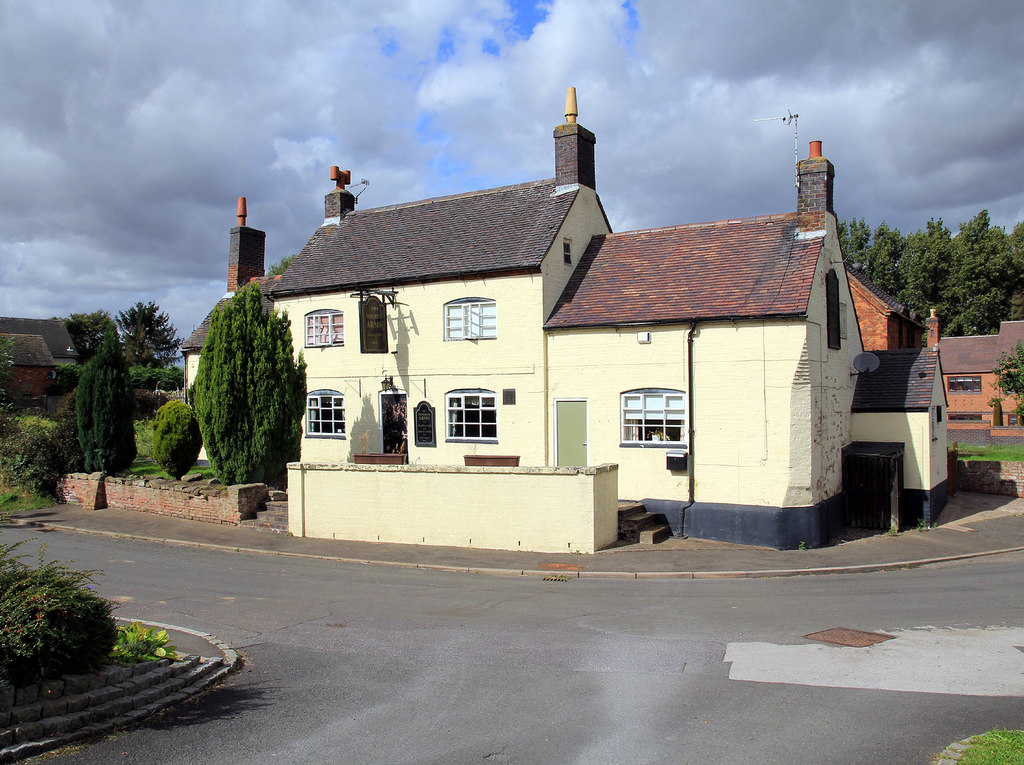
left=850, top=411, right=934, bottom=490
left=288, top=462, right=619, bottom=554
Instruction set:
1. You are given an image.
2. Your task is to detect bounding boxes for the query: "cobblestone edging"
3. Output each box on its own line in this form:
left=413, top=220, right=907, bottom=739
left=936, top=736, right=973, bottom=763
left=0, top=625, right=239, bottom=762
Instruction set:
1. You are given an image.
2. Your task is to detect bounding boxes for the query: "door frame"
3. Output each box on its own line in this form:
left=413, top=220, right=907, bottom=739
left=553, top=398, right=589, bottom=466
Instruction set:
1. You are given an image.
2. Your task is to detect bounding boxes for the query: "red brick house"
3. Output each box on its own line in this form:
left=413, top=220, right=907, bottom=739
left=939, top=320, right=1024, bottom=430
left=845, top=265, right=925, bottom=351
left=0, top=316, right=79, bottom=403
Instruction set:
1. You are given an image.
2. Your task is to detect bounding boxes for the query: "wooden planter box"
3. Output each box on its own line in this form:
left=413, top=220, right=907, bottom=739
left=353, top=453, right=408, bottom=465
left=463, top=455, right=520, bottom=467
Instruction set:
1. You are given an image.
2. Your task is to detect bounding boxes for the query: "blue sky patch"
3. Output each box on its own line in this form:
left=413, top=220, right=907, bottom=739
left=436, top=27, right=456, bottom=62
left=509, top=0, right=549, bottom=38
left=482, top=38, right=501, bottom=56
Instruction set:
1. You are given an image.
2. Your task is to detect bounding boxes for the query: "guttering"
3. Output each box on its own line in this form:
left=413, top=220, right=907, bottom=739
left=273, top=266, right=544, bottom=300
left=683, top=318, right=698, bottom=520
left=544, top=311, right=809, bottom=332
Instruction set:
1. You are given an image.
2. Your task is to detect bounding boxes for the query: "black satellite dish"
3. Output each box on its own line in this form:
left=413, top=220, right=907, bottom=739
left=852, top=352, right=880, bottom=374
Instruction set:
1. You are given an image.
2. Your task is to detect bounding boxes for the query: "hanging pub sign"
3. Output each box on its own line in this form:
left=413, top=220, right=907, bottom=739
left=413, top=401, right=436, bottom=447
left=359, top=295, right=388, bottom=353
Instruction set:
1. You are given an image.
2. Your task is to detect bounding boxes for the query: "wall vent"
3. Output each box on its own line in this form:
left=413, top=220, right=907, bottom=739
left=503, top=388, right=516, bottom=405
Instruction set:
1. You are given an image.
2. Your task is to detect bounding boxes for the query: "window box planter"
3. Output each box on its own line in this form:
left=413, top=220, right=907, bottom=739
left=463, top=454, right=520, bottom=467
left=353, top=453, right=408, bottom=465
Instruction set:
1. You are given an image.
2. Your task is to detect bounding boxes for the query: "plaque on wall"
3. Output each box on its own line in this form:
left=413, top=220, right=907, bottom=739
left=359, top=295, right=388, bottom=353
left=414, top=401, right=436, bottom=447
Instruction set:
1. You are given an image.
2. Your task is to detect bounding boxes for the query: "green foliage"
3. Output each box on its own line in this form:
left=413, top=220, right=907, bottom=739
left=128, top=365, right=184, bottom=391
left=841, top=211, right=1024, bottom=339
left=0, top=335, right=13, bottom=409
left=0, top=397, right=84, bottom=498
left=77, top=327, right=136, bottom=474
left=192, top=283, right=306, bottom=485
left=115, top=301, right=181, bottom=368
left=958, top=729, right=1024, bottom=765
left=995, top=341, right=1024, bottom=400
left=266, top=254, right=296, bottom=277
left=48, top=363, right=81, bottom=396
left=152, top=401, right=202, bottom=479
left=64, top=310, right=116, bottom=364
left=132, top=389, right=170, bottom=420
left=0, top=561, right=117, bottom=687
left=110, top=622, right=178, bottom=665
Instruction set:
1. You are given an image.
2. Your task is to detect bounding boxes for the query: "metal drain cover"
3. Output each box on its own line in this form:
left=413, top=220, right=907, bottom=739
left=804, top=627, right=894, bottom=648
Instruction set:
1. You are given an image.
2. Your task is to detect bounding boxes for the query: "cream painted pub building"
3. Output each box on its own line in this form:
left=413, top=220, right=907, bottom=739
left=187, top=91, right=947, bottom=549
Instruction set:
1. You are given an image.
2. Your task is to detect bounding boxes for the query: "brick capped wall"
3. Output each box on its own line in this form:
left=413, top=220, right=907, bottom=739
left=957, top=460, right=1024, bottom=497
left=61, top=474, right=266, bottom=525
left=948, top=426, right=1024, bottom=447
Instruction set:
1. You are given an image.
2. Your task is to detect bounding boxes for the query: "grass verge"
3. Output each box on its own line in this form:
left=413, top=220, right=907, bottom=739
left=957, top=729, right=1024, bottom=764
left=955, top=444, right=1024, bottom=462
left=0, top=487, right=54, bottom=514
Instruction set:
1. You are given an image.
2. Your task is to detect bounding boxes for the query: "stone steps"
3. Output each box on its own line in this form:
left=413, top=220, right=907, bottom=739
left=1, top=653, right=231, bottom=762
left=618, top=502, right=672, bottom=545
left=239, top=500, right=289, bottom=533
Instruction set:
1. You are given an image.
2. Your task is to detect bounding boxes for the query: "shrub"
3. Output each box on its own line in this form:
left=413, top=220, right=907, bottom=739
left=0, top=562, right=117, bottom=687
left=128, top=365, right=184, bottom=392
left=152, top=401, right=202, bottom=479
left=77, top=327, right=136, bottom=473
left=133, top=388, right=170, bottom=420
left=110, top=622, right=178, bottom=664
left=48, top=363, right=81, bottom=396
left=0, top=397, right=84, bottom=498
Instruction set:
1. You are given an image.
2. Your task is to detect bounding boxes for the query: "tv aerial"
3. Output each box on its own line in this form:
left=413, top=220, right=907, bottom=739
left=754, top=110, right=799, bottom=188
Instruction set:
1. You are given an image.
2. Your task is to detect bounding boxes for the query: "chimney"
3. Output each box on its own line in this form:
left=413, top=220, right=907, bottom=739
left=797, top=140, right=835, bottom=228
left=553, top=87, right=596, bottom=190
left=227, top=196, right=266, bottom=292
left=926, top=308, right=940, bottom=349
left=325, top=166, right=356, bottom=223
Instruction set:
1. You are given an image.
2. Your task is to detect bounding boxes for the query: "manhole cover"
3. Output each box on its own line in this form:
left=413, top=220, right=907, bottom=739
left=804, top=627, right=894, bottom=648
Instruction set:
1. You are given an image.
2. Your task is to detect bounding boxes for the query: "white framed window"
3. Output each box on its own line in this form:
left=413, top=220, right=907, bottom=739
left=307, top=390, right=345, bottom=437
left=305, top=310, right=344, bottom=347
left=446, top=389, right=498, bottom=441
left=621, top=389, right=686, bottom=446
left=444, top=298, right=496, bottom=341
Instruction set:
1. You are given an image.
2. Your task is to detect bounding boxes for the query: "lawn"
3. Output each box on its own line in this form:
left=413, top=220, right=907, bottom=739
left=129, top=419, right=214, bottom=480
left=957, top=729, right=1024, bottom=764
left=955, top=444, right=1024, bottom=462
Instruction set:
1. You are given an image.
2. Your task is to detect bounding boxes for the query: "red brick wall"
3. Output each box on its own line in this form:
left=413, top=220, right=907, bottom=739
left=945, top=372, right=1001, bottom=423
left=9, top=365, right=53, bottom=397
left=958, top=460, right=1024, bottom=497
left=61, top=474, right=266, bottom=525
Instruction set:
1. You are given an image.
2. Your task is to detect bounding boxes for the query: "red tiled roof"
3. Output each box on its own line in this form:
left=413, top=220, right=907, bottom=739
left=181, top=276, right=279, bottom=352
left=938, top=321, right=1024, bottom=373
left=845, top=266, right=924, bottom=327
left=545, top=214, right=821, bottom=328
left=273, top=179, right=578, bottom=297
left=852, top=349, right=938, bottom=411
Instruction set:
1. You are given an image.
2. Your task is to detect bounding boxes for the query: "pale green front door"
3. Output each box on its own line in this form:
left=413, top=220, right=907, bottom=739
left=555, top=400, right=588, bottom=466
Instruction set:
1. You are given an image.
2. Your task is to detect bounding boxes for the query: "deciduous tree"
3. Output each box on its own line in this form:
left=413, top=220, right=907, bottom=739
left=64, top=310, right=116, bottom=364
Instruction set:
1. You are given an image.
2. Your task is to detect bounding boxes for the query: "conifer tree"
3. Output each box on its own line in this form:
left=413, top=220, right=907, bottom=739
left=76, top=327, right=136, bottom=473
left=192, top=283, right=306, bottom=485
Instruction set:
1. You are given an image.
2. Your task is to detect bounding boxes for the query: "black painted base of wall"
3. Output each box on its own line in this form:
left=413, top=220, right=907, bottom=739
left=680, top=494, right=845, bottom=550
left=903, top=480, right=948, bottom=527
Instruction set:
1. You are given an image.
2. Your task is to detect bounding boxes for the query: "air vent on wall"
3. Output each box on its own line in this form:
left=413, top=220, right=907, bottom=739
left=503, top=389, right=516, bottom=405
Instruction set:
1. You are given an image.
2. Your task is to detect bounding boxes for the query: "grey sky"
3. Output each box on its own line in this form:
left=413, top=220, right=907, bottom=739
left=1, top=0, right=1021, bottom=343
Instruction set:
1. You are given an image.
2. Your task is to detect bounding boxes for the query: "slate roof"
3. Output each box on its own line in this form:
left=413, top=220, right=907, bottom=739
left=272, top=180, right=579, bottom=297
left=938, top=321, right=1024, bottom=374
left=1, top=333, right=55, bottom=367
left=545, top=214, right=822, bottom=328
left=852, top=349, right=939, bottom=411
left=0, top=317, right=77, bottom=362
left=181, top=276, right=279, bottom=352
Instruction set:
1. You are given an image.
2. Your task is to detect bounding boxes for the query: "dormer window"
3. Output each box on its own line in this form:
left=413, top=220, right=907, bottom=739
left=306, top=310, right=344, bottom=347
left=444, top=298, right=496, bottom=341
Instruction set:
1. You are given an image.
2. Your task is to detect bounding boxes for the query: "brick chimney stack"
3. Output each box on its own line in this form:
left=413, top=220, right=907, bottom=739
left=553, top=87, right=596, bottom=190
left=227, top=196, right=266, bottom=292
left=325, top=166, right=356, bottom=224
left=926, top=308, right=940, bottom=349
left=797, top=140, right=835, bottom=228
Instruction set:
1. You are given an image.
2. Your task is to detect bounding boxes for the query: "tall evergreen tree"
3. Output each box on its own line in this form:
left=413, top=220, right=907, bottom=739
left=191, top=283, right=306, bottom=485
left=76, top=327, right=136, bottom=473
left=116, top=301, right=181, bottom=368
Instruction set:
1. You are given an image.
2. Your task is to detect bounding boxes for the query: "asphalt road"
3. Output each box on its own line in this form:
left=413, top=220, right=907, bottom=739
left=8, top=526, right=1024, bottom=765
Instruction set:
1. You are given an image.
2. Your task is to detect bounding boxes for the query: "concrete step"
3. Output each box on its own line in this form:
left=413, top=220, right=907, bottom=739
left=639, top=525, right=672, bottom=545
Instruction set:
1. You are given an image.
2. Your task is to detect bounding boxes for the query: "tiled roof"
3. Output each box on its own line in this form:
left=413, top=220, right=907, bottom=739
left=181, top=276, right=279, bottom=352
left=938, top=321, right=1024, bottom=373
left=272, top=180, right=577, bottom=297
left=0, top=317, right=77, bottom=361
left=852, top=349, right=938, bottom=411
left=845, top=266, right=924, bottom=326
left=1, top=333, right=55, bottom=367
left=545, top=214, right=821, bottom=328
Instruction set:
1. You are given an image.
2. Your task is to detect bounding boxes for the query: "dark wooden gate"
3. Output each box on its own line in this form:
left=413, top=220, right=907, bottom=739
left=843, top=442, right=904, bottom=531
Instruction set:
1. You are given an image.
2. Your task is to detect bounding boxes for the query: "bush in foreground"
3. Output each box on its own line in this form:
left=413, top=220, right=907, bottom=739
left=0, top=562, right=117, bottom=687
left=111, top=622, right=178, bottom=665
left=152, top=400, right=202, bottom=479
left=0, top=397, right=83, bottom=498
